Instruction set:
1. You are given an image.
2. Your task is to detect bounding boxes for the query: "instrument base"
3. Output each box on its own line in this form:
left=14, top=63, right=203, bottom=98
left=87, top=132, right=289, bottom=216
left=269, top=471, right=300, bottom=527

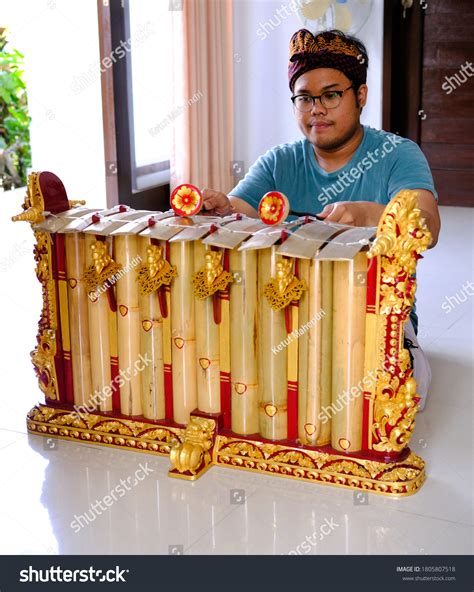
left=26, top=404, right=425, bottom=497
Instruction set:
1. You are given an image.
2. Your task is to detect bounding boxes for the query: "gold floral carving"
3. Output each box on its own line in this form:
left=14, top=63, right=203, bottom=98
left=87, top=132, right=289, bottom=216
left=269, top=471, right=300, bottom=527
left=192, top=250, right=233, bottom=299
left=29, top=228, right=59, bottom=401
left=214, top=436, right=425, bottom=497
left=270, top=450, right=316, bottom=468
left=27, top=405, right=184, bottom=454
left=33, top=231, right=56, bottom=328
left=366, top=190, right=432, bottom=453
left=368, top=189, right=432, bottom=276
left=263, top=256, right=306, bottom=311
left=372, top=375, right=418, bottom=452
left=324, top=460, right=372, bottom=478
left=379, top=284, right=403, bottom=315
left=136, top=245, right=177, bottom=296
left=219, top=441, right=265, bottom=459
left=31, top=331, right=59, bottom=401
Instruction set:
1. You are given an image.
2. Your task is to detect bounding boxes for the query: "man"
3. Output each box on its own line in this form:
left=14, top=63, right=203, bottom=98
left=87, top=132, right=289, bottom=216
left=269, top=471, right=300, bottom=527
left=202, top=29, right=440, bottom=408
left=203, top=29, right=440, bottom=240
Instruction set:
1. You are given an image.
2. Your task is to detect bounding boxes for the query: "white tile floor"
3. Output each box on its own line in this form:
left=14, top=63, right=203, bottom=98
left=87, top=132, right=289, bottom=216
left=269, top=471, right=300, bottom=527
left=0, top=188, right=472, bottom=555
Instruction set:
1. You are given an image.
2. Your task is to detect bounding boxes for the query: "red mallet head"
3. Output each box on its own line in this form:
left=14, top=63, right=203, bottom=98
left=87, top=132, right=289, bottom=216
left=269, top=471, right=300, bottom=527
left=258, top=191, right=290, bottom=225
left=170, top=184, right=203, bottom=217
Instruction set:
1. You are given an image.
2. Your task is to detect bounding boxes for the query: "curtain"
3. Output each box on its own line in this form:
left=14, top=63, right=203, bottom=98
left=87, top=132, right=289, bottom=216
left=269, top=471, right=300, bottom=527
left=170, top=0, right=234, bottom=194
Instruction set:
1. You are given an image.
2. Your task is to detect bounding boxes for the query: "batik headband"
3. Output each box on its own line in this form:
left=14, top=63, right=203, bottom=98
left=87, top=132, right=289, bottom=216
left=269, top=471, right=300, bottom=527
left=288, top=29, right=367, bottom=92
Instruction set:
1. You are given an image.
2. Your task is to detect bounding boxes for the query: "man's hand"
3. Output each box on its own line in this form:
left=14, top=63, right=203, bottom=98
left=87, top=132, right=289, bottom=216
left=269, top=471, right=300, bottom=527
left=318, top=201, right=384, bottom=227
left=202, top=188, right=235, bottom=216
left=318, top=191, right=440, bottom=247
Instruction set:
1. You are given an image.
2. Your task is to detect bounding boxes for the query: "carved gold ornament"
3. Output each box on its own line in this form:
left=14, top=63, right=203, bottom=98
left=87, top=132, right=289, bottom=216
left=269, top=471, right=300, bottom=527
left=136, top=244, right=177, bottom=296
left=372, top=374, right=418, bottom=452
left=68, top=199, right=86, bottom=208
left=263, top=256, right=306, bottom=311
left=169, top=416, right=216, bottom=477
left=367, top=190, right=432, bottom=453
left=31, top=330, right=59, bottom=401
left=27, top=405, right=184, bottom=454
left=11, top=171, right=85, bottom=225
left=12, top=172, right=46, bottom=224
left=368, top=189, right=432, bottom=277
left=83, top=240, right=122, bottom=292
left=26, top=402, right=426, bottom=496
left=192, top=250, right=233, bottom=299
left=29, top=228, right=60, bottom=401
left=214, top=436, right=425, bottom=496
left=379, top=284, right=403, bottom=315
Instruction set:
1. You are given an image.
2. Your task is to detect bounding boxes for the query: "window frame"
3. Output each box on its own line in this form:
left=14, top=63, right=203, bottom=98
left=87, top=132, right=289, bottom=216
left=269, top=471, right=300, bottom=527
left=106, top=0, right=170, bottom=210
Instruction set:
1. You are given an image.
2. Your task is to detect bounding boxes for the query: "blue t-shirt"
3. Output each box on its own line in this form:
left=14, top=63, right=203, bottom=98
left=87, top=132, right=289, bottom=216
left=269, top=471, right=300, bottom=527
left=230, top=126, right=437, bottom=334
left=230, top=126, right=437, bottom=215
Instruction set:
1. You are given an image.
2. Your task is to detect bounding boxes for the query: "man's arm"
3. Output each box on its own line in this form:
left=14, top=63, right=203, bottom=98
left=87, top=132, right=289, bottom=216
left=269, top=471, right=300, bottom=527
left=202, top=189, right=259, bottom=217
left=229, top=196, right=259, bottom=217
left=318, top=189, right=441, bottom=248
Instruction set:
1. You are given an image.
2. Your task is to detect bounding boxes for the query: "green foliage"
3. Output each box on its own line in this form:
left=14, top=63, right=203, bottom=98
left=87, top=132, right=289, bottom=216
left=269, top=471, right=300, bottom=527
left=0, top=28, right=32, bottom=189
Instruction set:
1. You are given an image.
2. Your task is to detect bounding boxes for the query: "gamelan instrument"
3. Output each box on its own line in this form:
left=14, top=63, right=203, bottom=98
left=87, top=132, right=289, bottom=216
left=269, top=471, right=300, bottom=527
left=13, top=172, right=432, bottom=496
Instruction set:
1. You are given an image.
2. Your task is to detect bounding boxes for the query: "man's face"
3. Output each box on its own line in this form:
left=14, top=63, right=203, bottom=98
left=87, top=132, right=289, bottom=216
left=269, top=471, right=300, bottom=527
left=292, top=68, right=367, bottom=151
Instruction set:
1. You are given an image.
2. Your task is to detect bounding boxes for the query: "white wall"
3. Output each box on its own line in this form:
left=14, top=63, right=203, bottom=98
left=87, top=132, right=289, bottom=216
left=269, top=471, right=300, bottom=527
left=2, top=0, right=107, bottom=207
left=232, top=0, right=384, bottom=172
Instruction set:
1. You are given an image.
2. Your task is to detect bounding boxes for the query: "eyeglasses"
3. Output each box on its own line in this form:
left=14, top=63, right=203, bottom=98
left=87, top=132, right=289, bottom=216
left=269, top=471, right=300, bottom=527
left=291, top=86, right=354, bottom=111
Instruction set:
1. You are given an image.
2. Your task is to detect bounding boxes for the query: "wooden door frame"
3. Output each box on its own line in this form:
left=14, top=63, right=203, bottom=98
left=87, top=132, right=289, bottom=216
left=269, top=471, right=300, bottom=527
left=383, top=0, right=425, bottom=143
left=97, top=0, right=170, bottom=210
left=97, top=0, right=119, bottom=208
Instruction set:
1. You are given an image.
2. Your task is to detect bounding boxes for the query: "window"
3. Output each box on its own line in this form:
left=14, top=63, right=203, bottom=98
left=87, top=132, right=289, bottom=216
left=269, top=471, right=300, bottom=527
left=109, top=0, right=173, bottom=209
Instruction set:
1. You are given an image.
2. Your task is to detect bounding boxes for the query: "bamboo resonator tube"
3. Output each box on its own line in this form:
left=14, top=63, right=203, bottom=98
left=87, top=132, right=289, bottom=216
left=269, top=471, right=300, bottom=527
left=297, top=259, right=333, bottom=446
left=115, top=235, right=142, bottom=416
left=331, top=252, right=367, bottom=452
left=84, top=234, right=113, bottom=412
left=64, top=232, right=93, bottom=408
left=60, top=221, right=369, bottom=453
left=257, top=247, right=288, bottom=440
left=229, top=249, right=259, bottom=435
left=138, top=237, right=166, bottom=421
left=193, top=241, right=221, bottom=414
left=169, top=240, right=197, bottom=425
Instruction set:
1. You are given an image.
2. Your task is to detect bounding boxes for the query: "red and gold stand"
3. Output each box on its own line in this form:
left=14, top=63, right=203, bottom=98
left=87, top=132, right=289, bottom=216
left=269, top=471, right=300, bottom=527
left=15, top=175, right=429, bottom=497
